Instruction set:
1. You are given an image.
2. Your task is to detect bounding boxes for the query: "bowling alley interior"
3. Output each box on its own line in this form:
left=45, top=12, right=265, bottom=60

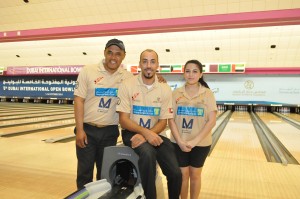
left=1, top=1, right=300, bottom=199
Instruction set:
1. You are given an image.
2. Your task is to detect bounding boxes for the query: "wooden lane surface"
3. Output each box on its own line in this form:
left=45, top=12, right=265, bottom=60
left=0, top=109, right=73, bottom=118
left=0, top=107, right=72, bottom=113
left=0, top=102, right=73, bottom=108
left=18, top=126, right=75, bottom=141
left=0, top=108, right=73, bottom=117
left=201, top=156, right=300, bottom=198
left=0, top=113, right=74, bottom=127
left=210, top=111, right=266, bottom=162
left=0, top=105, right=73, bottom=111
left=283, top=113, right=300, bottom=122
left=257, top=112, right=300, bottom=163
left=0, top=118, right=75, bottom=136
left=0, top=133, right=77, bottom=198
left=0, top=110, right=74, bottom=120
left=0, top=103, right=73, bottom=111
left=199, top=111, right=300, bottom=198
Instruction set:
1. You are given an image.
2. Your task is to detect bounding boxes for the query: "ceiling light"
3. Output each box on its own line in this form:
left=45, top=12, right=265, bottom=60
left=83, top=52, right=87, bottom=55
left=47, top=53, right=52, bottom=56
left=165, top=49, right=170, bottom=52
left=270, top=45, right=276, bottom=48
left=23, top=0, right=29, bottom=3
left=215, top=47, right=220, bottom=51
left=16, top=55, right=20, bottom=58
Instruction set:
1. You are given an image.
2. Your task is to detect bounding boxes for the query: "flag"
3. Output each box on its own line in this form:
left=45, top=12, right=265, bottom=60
left=218, top=64, right=231, bottom=72
left=130, top=66, right=138, bottom=73
left=160, top=65, right=171, bottom=73
left=202, top=64, right=207, bottom=73
left=209, top=64, right=218, bottom=72
left=233, top=64, right=245, bottom=72
left=171, top=65, right=183, bottom=73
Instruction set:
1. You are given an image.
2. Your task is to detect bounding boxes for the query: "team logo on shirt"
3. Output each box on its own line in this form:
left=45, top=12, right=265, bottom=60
left=133, top=105, right=161, bottom=116
left=95, top=88, right=118, bottom=111
left=177, top=106, right=204, bottom=116
left=182, top=118, right=194, bottom=129
left=152, top=97, right=161, bottom=104
left=95, top=88, right=118, bottom=97
left=175, top=96, right=184, bottom=104
left=99, top=98, right=112, bottom=108
left=94, top=76, right=104, bottom=84
left=140, top=118, right=151, bottom=129
left=132, top=92, right=140, bottom=101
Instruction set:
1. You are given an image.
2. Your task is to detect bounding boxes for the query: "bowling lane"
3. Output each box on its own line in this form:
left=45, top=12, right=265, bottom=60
left=0, top=109, right=74, bottom=118
left=0, top=118, right=75, bottom=136
left=19, top=126, right=75, bottom=141
left=0, top=104, right=73, bottom=112
left=0, top=113, right=74, bottom=127
left=210, top=111, right=266, bottom=162
left=0, top=102, right=73, bottom=110
left=282, top=113, right=300, bottom=122
left=0, top=132, right=77, bottom=198
left=0, top=102, right=73, bottom=107
left=0, top=110, right=74, bottom=120
left=257, top=112, right=300, bottom=163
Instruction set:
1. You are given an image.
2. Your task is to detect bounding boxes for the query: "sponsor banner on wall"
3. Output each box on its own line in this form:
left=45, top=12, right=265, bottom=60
left=6, top=65, right=84, bottom=76
left=0, top=76, right=77, bottom=98
left=161, top=74, right=300, bottom=105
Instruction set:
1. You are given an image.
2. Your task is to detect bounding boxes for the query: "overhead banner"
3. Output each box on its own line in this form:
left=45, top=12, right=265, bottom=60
left=6, top=65, right=84, bottom=76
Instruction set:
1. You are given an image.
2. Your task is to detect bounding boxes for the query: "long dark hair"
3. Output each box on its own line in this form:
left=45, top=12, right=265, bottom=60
left=184, top=60, right=210, bottom=88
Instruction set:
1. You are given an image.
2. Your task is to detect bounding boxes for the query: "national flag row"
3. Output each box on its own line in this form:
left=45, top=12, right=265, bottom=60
left=206, top=63, right=245, bottom=73
left=129, top=63, right=245, bottom=73
left=129, top=65, right=184, bottom=73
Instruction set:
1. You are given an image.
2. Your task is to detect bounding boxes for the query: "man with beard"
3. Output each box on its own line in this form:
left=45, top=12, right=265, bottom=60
left=116, top=49, right=182, bottom=199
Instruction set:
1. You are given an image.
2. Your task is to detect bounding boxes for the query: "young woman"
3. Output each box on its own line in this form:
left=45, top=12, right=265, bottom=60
left=168, top=60, right=217, bottom=199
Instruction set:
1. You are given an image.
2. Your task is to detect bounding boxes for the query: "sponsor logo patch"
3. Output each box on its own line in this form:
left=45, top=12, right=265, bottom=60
left=133, top=105, right=161, bottom=116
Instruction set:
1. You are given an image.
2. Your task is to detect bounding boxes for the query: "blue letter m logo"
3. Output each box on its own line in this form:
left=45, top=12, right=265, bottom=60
left=182, top=118, right=193, bottom=129
left=99, top=98, right=112, bottom=108
left=139, top=118, right=151, bottom=129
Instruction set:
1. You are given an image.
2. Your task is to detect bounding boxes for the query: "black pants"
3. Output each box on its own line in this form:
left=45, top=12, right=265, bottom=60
left=75, top=123, right=119, bottom=189
left=122, top=130, right=182, bottom=199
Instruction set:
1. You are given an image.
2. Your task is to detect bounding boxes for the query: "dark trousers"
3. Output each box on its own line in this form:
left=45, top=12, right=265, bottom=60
left=75, top=124, right=119, bottom=189
left=122, top=130, right=182, bottom=199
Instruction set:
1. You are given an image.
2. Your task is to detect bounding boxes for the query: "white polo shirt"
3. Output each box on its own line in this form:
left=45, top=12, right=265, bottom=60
left=74, top=61, right=133, bottom=125
left=170, top=84, right=217, bottom=146
left=116, top=73, right=173, bottom=129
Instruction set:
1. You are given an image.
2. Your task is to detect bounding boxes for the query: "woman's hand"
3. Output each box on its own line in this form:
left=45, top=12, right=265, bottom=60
left=178, top=139, right=192, bottom=152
